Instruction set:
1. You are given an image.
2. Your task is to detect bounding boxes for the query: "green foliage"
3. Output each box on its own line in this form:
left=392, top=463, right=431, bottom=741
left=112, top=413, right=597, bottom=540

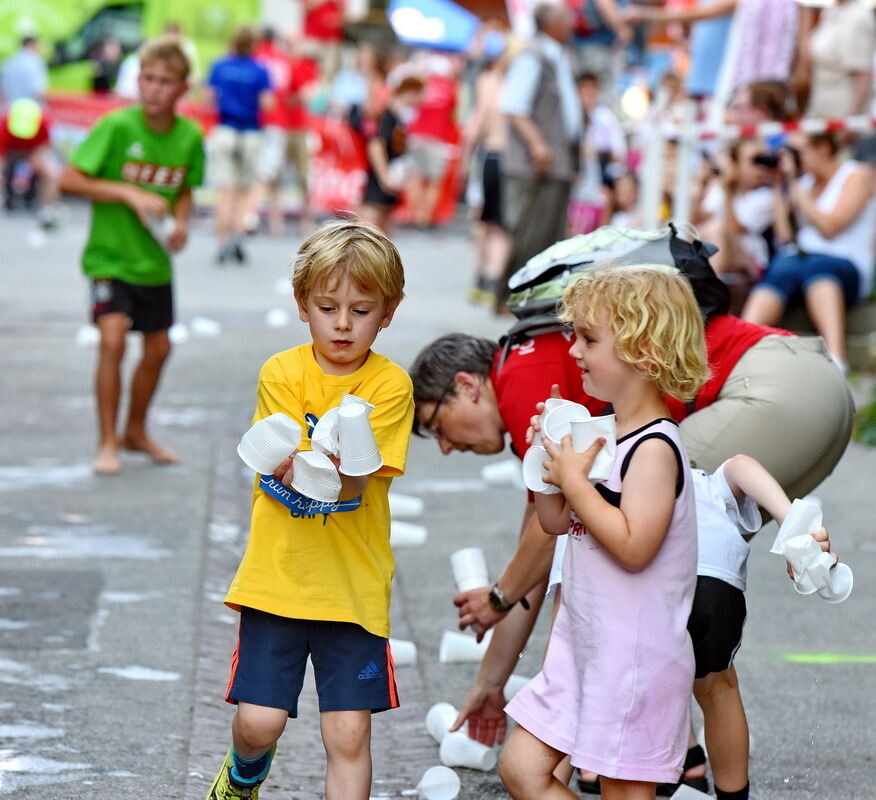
left=853, top=388, right=876, bottom=446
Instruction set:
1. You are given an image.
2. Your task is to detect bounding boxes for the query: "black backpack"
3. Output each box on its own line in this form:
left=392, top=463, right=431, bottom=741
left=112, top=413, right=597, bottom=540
left=498, top=223, right=730, bottom=367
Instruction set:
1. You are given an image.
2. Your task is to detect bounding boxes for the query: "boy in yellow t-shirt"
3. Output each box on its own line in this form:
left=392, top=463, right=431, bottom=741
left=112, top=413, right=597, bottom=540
left=207, top=220, right=414, bottom=800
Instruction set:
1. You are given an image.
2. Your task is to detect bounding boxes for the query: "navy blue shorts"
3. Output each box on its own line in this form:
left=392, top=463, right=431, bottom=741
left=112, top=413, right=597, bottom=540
left=225, top=607, right=399, bottom=717
left=759, top=251, right=860, bottom=308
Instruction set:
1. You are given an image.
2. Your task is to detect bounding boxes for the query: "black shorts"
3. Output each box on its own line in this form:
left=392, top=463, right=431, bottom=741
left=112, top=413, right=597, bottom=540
left=480, top=151, right=503, bottom=226
left=225, top=607, right=400, bottom=717
left=687, top=576, right=747, bottom=679
left=362, top=172, right=398, bottom=208
left=90, top=278, right=173, bottom=333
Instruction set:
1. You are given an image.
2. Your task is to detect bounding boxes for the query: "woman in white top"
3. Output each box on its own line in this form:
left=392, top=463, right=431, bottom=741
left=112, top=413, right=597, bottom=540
left=742, top=133, right=876, bottom=371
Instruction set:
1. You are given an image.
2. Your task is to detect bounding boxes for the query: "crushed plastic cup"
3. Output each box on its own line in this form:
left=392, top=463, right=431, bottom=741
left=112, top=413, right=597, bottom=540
left=389, top=492, right=424, bottom=519
left=338, top=403, right=383, bottom=476
left=542, top=401, right=591, bottom=444
left=415, top=765, right=460, bottom=800
left=503, top=674, right=531, bottom=701
left=438, top=630, right=492, bottom=664
left=168, top=322, right=190, bottom=344
left=190, top=316, right=222, bottom=337
left=390, top=520, right=428, bottom=548
left=450, top=547, right=489, bottom=592
left=816, top=562, right=853, bottom=603
left=237, top=413, right=302, bottom=475
left=570, top=415, right=617, bottom=482
left=341, top=393, right=376, bottom=414
left=289, top=450, right=341, bottom=503
left=543, top=397, right=575, bottom=413
left=389, top=637, right=418, bottom=666
left=311, top=407, right=341, bottom=457
left=439, top=731, right=497, bottom=771
left=481, top=458, right=524, bottom=488
left=425, top=702, right=459, bottom=744
left=521, top=445, right=562, bottom=495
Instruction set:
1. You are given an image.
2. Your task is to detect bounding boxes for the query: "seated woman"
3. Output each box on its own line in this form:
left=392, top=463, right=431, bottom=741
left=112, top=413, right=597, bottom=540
left=742, top=132, right=876, bottom=372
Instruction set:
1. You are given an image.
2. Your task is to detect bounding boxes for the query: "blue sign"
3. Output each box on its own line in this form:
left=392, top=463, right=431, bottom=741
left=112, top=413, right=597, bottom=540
left=387, top=0, right=480, bottom=52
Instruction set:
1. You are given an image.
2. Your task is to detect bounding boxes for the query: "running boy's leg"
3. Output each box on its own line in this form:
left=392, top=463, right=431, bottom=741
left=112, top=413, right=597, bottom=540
left=93, top=312, right=128, bottom=474
left=499, top=725, right=576, bottom=800
left=320, top=709, right=372, bottom=800
left=693, top=666, right=750, bottom=797
left=232, top=703, right=288, bottom=757
left=122, top=328, right=178, bottom=464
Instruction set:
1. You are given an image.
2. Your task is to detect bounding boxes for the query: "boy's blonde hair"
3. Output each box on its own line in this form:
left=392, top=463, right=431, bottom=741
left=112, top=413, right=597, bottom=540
left=292, top=219, right=405, bottom=306
left=559, top=265, right=710, bottom=401
left=139, top=36, right=191, bottom=81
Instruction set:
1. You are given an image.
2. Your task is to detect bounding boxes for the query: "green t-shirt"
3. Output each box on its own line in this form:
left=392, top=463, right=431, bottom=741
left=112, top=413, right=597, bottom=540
left=72, top=105, right=205, bottom=286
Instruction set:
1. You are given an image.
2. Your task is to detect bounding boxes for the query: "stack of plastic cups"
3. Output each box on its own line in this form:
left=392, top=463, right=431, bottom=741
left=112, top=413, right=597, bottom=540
left=338, top=404, right=383, bottom=476
left=237, top=413, right=301, bottom=475
left=438, top=630, right=493, bottom=663
left=450, top=547, right=489, bottom=592
left=290, top=451, right=342, bottom=502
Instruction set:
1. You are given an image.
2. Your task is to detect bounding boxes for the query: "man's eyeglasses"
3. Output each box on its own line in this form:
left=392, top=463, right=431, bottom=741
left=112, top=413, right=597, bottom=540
left=420, top=380, right=454, bottom=439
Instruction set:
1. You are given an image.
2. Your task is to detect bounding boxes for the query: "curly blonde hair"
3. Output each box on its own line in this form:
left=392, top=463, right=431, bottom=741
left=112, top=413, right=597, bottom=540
left=291, top=219, right=405, bottom=307
left=559, top=265, right=710, bottom=401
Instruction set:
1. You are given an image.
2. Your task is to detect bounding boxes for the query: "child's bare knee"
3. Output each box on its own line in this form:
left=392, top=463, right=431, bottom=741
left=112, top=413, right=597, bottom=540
left=499, top=749, right=530, bottom=796
left=234, top=705, right=287, bottom=750
left=694, top=667, right=739, bottom=705
left=321, top=711, right=371, bottom=762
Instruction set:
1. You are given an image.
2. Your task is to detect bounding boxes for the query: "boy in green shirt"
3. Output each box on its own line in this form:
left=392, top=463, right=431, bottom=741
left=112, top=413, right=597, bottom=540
left=59, top=36, right=205, bottom=474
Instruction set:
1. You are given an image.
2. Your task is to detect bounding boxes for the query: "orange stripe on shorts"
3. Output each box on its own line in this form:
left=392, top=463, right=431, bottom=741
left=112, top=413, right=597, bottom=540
left=385, top=641, right=400, bottom=708
left=224, top=637, right=241, bottom=704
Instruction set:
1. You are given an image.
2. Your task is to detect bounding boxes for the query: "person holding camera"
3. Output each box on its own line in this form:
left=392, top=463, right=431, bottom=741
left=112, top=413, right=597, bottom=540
left=741, top=132, right=876, bottom=373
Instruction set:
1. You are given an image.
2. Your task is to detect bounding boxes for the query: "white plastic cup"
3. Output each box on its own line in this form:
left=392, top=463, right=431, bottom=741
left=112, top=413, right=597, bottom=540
left=439, top=731, right=497, bottom=772
left=290, top=450, right=341, bottom=503
left=311, top=407, right=340, bottom=457
left=450, top=547, right=489, bottom=592
left=521, top=445, right=562, bottom=495
left=168, top=322, right=190, bottom=344
left=480, top=458, right=524, bottom=488
left=438, top=630, right=492, bottom=664
left=338, top=403, right=383, bottom=476
left=390, top=520, right=428, bottom=548
left=389, top=492, right=425, bottom=519
left=237, top=413, right=302, bottom=475
left=669, top=784, right=712, bottom=799
left=503, top=674, right=531, bottom=701
left=388, top=637, right=418, bottom=666
left=341, top=393, right=376, bottom=414
left=416, top=765, right=460, bottom=800
left=816, top=562, right=853, bottom=603
left=570, top=415, right=617, bottom=482
left=425, top=702, right=459, bottom=744
left=542, top=401, right=591, bottom=444
left=190, top=316, right=222, bottom=337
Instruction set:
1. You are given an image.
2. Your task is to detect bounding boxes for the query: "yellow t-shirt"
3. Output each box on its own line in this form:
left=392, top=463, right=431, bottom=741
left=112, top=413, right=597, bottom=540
left=226, top=344, right=414, bottom=638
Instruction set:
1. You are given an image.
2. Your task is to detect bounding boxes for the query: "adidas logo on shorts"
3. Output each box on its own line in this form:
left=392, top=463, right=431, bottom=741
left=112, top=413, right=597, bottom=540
left=357, top=660, right=381, bottom=680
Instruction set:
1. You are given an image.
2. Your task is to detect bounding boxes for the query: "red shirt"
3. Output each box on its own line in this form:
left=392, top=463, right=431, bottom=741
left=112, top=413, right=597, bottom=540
left=490, top=330, right=608, bottom=460
left=408, top=74, right=458, bottom=144
left=665, top=314, right=792, bottom=420
left=303, top=0, right=343, bottom=41
left=0, top=114, right=50, bottom=155
left=255, top=42, right=318, bottom=130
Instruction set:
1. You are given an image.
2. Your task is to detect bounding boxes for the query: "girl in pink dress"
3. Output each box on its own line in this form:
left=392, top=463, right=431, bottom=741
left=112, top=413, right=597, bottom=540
left=501, top=266, right=710, bottom=800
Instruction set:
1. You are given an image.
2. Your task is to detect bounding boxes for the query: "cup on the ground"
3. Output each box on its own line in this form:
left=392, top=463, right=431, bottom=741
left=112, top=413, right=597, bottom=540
left=425, top=702, right=459, bottom=744
left=480, top=458, right=524, bottom=487
left=439, top=731, right=497, bottom=772
left=388, top=637, right=418, bottom=666
left=522, top=445, right=562, bottom=495
left=503, top=674, right=531, bottom=702
left=438, top=630, right=492, bottom=664
left=390, top=520, right=428, bottom=548
left=338, top=403, right=383, bottom=476
left=450, top=547, right=489, bottom=592
left=816, top=562, right=853, bottom=603
left=570, top=415, right=617, bottom=482
left=290, top=450, right=341, bottom=503
left=388, top=492, right=424, bottom=519
left=416, top=765, right=460, bottom=800
left=237, top=413, right=302, bottom=475
left=669, top=784, right=712, bottom=799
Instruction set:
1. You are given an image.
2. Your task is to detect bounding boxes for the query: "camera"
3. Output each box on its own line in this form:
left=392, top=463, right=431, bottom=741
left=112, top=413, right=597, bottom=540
left=753, top=153, right=780, bottom=168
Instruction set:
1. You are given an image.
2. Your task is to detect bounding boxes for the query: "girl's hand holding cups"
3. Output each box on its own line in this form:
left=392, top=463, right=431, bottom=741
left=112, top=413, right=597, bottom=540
left=541, top=435, right=606, bottom=490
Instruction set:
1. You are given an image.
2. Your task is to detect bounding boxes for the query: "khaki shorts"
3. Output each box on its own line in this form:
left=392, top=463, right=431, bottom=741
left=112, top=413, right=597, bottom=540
left=208, top=125, right=263, bottom=189
left=680, top=334, right=854, bottom=502
left=408, top=135, right=449, bottom=181
left=257, top=126, right=310, bottom=187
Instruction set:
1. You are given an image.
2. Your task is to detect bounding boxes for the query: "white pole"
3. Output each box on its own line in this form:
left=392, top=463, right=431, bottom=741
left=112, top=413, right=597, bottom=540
left=639, top=90, right=668, bottom=229
left=672, top=100, right=697, bottom=228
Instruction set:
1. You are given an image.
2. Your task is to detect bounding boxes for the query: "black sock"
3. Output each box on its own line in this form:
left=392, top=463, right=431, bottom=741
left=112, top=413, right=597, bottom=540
left=716, top=782, right=750, bottom=800
left=230, top=748, right=271, bottom=784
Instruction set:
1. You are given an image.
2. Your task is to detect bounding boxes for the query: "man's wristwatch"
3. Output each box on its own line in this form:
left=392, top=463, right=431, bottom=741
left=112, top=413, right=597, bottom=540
left=488, top=583, right=530, bottom=612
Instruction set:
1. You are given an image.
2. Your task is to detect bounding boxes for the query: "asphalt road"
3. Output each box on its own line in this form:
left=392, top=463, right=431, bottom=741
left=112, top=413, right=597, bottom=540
left=0, top=205, right=874, bottom=799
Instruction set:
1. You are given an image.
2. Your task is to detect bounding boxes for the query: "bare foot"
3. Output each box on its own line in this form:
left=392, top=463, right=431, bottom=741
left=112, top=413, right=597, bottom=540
left=121, top=434, right=179, bottom=465
left=93, top=444, right=122, bottom=475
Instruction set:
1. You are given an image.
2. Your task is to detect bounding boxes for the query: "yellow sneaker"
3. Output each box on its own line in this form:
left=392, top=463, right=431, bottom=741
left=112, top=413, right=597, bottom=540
left=206, top=744, right=276, bottom=799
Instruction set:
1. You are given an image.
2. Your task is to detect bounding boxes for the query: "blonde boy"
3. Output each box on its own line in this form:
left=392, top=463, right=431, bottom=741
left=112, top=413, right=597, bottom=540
left=207, top=220, right=414, bottom=800
left=59, top=36, right=204, bottom=474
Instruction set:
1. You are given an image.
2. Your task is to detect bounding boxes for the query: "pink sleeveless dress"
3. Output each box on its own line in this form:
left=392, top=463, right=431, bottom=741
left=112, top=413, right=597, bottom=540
left=505, top=419, right=697, bottom=782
